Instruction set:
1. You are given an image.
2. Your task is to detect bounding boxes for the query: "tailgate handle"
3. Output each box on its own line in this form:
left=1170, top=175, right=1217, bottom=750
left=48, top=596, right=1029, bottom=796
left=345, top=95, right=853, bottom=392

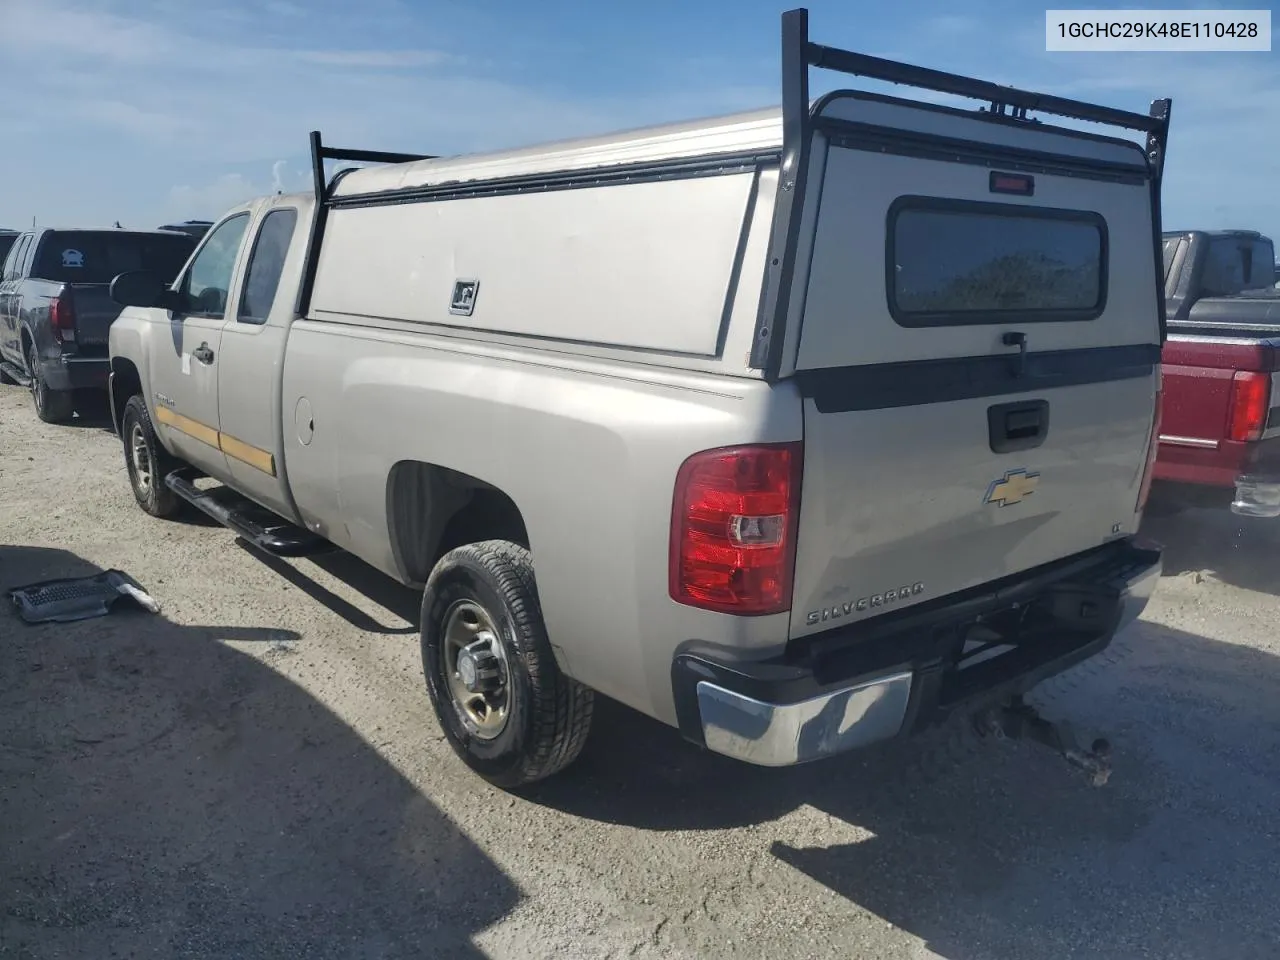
left=988, top=399, right=1049, bottom=454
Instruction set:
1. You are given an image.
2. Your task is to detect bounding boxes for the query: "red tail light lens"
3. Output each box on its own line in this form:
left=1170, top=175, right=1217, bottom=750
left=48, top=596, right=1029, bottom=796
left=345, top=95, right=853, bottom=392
left=669, top=442, right=802, bottom=616
left=1136, top=385, right=1162, bottom=513
left=1226, top=371, right=1270, bottom=443
left=50, top=288, right=76, bottom=342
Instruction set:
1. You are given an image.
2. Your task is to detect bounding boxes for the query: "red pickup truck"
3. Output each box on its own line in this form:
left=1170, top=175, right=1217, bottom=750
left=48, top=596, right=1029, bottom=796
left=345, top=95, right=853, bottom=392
left=1150, top=230, right=1280, bottom=518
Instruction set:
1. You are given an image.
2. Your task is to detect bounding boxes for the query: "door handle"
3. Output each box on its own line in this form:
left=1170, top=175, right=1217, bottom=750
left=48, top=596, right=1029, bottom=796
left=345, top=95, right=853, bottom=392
left=988, top=399, right=1050, bottom=454
left=192, top=342, right=215, bottom=365
left=1002, top=330, right=1028, bottom=378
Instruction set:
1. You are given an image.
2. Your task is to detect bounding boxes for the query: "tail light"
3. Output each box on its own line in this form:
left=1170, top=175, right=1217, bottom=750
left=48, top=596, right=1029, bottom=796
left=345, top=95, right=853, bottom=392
left=50, top=288, right=76, bottom=343
left=1226, top=371, right=1271, bottom=443
left=669, top=442, right=802, bottom=616
left=1136, top=381, right=1163, bottom=513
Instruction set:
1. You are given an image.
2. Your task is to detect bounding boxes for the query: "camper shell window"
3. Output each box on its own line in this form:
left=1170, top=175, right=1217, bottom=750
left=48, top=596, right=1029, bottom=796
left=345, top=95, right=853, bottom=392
left=887, top=197, right=1108, bottom=327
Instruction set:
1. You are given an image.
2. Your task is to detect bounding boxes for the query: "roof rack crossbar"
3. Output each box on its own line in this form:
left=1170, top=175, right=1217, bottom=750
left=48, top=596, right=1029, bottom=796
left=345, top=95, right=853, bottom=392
left=804, top=43, right=1164, bottom=135
left=318, top=145, right=437, bottom=167
left=750, top=7, right=1174, bottom=374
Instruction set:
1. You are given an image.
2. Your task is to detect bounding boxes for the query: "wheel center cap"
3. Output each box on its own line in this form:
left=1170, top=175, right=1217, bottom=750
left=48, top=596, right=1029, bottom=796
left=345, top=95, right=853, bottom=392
left=455, top=635, right=503, bottom=694
left=457, top=651, right=479, bottom=689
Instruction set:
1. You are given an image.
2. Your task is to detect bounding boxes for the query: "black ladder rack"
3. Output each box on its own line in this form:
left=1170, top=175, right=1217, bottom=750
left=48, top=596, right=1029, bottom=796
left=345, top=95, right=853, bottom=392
left=751, top=6, right=1173, bottom=375
left=291, top=8, right=1173, bottom=360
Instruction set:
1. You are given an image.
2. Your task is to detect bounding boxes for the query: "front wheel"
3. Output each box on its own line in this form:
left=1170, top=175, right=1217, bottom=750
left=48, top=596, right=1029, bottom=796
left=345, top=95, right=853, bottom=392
left=421, top=540, right=594, bottom=788
left=121, top=395, right=180, bottom=518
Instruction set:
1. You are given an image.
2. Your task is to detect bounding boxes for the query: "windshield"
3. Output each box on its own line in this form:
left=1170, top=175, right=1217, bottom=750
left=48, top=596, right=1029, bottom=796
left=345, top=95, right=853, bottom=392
left=1203, top=236, right=1277, bottom=296
left=31, top=230, right=197, bottom=285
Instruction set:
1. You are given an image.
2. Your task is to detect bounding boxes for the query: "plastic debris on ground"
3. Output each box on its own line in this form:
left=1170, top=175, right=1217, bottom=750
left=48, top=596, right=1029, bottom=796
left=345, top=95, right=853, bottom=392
left=7, top=570, right=161, bottom=624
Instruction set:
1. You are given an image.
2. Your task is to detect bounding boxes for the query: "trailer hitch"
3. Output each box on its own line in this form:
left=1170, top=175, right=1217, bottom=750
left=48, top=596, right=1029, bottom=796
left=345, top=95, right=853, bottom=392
left=973, top=695, right=1112, bottom=786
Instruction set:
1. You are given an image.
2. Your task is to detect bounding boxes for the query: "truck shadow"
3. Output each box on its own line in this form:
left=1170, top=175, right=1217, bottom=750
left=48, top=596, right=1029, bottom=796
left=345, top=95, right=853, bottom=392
left=1141, top=505, right=1280, bottom=595
left=235, top=540, right=420, bottom=636
left=0, top=545, right=519, bottom=959
left=0, top=384, right=114, bottom=433
left=531, top=620, right=1280, bottom=960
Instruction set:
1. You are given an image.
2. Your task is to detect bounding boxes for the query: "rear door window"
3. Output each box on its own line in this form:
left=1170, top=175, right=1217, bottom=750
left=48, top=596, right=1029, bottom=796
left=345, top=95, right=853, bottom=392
left=237, top=209, right=298, bottom=324
left=1162, top=237, right=1182, bottom=281
left=887, top=197, right=1107, bottom=327
left=2, top=236, right=26, bottom=280
left=0, top=234, right=17, bottom=270
left=5, top=235, right=32, bottom=280
left=32, top=231, right=197, bottom=285
left=1203, top=236, right=1276, bottom=295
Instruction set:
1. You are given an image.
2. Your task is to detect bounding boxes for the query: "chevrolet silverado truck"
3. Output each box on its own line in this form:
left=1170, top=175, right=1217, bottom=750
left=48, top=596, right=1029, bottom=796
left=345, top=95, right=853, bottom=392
left=1149, top=230, right=1280, bottom=517
left=105, top=9, right=1167, bottom=788
left=0, top=226, right=196, bottom=422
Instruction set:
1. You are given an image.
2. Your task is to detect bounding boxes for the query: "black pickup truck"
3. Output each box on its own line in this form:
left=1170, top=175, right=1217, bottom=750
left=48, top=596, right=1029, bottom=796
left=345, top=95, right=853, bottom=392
left=0, top=226, right=196, bottom=422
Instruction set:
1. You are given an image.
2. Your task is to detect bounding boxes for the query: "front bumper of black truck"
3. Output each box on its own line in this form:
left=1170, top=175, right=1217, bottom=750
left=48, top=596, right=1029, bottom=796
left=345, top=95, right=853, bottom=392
left=671, top=538, right=1161, bottom=768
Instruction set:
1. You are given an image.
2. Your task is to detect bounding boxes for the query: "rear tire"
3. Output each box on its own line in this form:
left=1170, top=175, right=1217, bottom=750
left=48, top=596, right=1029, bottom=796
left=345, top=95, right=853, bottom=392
left=28, top=342, right=73, bottom=424
left=421, top=540, right=594, bottom=789
left=121, top=395, right=180, bottom=518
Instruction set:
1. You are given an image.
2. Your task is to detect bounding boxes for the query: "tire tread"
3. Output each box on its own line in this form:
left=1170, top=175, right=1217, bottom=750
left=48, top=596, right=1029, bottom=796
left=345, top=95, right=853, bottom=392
left=122, top=395, right=180, bottom=518
left=424, top=539, right=594, bottom=787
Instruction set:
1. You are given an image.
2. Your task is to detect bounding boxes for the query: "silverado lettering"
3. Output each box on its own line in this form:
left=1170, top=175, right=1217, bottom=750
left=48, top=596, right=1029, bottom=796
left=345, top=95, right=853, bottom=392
left=806, top=582, right=926, bottom=625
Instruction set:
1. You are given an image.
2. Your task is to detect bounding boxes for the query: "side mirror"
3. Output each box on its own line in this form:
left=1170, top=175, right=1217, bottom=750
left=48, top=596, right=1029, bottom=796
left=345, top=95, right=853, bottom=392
left=110, top=270, right=183, bottom=310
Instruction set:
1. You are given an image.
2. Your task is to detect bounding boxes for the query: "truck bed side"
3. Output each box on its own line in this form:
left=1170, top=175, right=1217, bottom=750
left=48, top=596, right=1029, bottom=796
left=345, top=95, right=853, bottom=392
left=281, top=328, right=802, bottom=724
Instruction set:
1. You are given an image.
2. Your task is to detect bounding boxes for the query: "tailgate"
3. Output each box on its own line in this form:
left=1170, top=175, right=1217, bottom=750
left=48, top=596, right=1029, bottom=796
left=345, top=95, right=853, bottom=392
left=64, top=284, right=123, bottom=348
left=787, top=94, right=1161, bottom=638
left=1159, top=335, right=1280, bottom=448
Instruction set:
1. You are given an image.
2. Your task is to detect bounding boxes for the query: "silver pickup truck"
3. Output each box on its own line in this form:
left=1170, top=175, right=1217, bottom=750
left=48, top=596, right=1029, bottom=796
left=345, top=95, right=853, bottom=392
left=106, top=9, right=1169, bottom=789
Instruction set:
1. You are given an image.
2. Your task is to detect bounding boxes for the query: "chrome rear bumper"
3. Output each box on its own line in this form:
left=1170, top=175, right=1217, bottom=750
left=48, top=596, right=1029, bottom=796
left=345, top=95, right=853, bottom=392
left=696, top=671, right=913, bottom=767
left=683, top=543, right=1161, bottom=768
left=1232, top=478, right=1280, bottom=519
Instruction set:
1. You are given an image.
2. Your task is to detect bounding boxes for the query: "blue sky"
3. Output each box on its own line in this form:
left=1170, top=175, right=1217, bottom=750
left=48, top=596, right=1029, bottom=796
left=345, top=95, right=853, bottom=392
left=0, top=0, right=1276, bottom=241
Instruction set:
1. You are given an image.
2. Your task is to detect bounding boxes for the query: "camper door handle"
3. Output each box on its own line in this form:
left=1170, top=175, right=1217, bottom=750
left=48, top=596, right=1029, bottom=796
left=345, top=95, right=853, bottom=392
left=1002, top=331, right=1028, bottom=378
left=193, top=343, right=214, bottom=365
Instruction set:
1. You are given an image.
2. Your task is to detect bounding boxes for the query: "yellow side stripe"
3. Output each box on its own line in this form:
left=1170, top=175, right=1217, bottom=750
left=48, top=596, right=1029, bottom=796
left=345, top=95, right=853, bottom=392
left=153, top=405, right=219, bottom=448
left=153, top=404, right=277, bottom=477
left=218, top=433, right=277, bottom=476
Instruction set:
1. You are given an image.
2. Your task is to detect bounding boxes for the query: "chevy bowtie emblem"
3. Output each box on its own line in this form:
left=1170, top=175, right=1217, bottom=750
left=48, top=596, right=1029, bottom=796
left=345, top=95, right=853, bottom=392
left=985, top=468, right=1040, bottom=507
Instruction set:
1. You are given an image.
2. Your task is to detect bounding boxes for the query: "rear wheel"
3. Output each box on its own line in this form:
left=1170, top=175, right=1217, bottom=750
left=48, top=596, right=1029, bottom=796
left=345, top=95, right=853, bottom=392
left=28, top=342, right=73, bottom=423
left=121, top=395, right=180, bottom=518
left=421, top=540, right=594, bottom=788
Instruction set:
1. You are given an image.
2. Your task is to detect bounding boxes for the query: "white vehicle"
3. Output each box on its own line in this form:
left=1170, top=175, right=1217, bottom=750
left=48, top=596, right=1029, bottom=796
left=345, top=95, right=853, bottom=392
left=107, top=8, right=1169, bottom=788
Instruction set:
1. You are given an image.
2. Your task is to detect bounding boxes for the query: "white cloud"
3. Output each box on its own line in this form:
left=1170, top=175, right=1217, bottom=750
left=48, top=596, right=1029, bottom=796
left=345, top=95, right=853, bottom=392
left=294, top=50, right=457, bottom=69
left=167, top=174, right=261, bottom=220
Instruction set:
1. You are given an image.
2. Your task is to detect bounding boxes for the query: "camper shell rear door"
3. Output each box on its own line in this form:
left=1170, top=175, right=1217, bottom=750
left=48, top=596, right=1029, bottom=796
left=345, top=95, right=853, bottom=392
left=784, top=93, right=1162, bottom=639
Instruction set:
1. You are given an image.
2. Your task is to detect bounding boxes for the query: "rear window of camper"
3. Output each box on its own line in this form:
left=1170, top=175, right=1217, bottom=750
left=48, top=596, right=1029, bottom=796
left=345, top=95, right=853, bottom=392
left=888, top=198, right=1106, bottom=326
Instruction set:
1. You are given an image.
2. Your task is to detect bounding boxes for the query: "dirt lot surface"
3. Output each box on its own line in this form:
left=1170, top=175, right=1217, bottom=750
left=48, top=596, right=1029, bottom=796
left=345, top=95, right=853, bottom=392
left=2, top=385, right=1278, bottom=960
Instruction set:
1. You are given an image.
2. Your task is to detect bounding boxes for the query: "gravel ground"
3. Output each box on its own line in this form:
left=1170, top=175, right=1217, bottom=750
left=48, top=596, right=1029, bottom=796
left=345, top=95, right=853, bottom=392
left=1, top=384, right=1278, bottom=960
